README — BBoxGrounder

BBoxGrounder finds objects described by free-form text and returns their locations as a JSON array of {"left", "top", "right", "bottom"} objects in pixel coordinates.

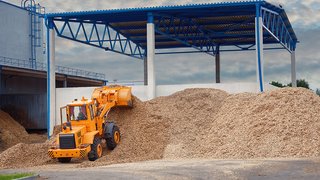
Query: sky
[{"left": 6, "top": 0, "right": 320, "bottom": 89}]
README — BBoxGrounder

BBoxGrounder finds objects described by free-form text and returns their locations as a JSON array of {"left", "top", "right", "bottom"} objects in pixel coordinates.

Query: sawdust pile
[
  {"left": 0, "top": 142, "right": 52, "bottom": 169},
  {"left": 206, "top": 88, "right": 320, "bottom": 158},
  {"left": 0, "top": 110, "right": 47, "bottom": 151},
  {"left": 81, "top": 87, "right": 320, "bottom": 167},
  {"left": 0, "top": 110, "right": 30, "bottom": 151},
  {"left": 0, "top": 110, "right": 48, "bottom": 168},
  {"left": 1, "top": 87, "right": 320, "bottom": 169}
]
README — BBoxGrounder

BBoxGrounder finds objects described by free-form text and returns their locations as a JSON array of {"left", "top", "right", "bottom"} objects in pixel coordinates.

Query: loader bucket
[
  {"left": 92, "top": 85, "right": 132, "bottom": 107},
  {"left": 117, "top": 86, "right": 132, "bottom": 107}
]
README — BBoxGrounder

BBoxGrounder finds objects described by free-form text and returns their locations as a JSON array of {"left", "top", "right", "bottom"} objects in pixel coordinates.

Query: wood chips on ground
[{"left": 1, "top": 87, "right": 320, "bottom": 169}]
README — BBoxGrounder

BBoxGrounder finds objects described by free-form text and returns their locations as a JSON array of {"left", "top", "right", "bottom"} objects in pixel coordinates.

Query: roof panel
[{"left": 46, "top": 0, "right": 297, "bottom": 51}]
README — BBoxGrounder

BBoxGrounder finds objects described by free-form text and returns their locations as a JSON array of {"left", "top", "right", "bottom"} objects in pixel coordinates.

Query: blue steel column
[
  {"left": 255, "top": 4, "right": 264, "bottom": 92},
  {"left": 46, "top": 17, "right": 50, "bottom": 138},
  {"left": 46, "top": 17, "right": 55, "bottom": 138}
]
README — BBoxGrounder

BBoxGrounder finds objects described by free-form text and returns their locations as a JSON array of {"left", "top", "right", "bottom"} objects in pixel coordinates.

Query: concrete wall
[
  {"left": 53, "top": 83, "right": 276, "bottom": 134},
  {"left": 0, "top": 1, "right": 44, "bottom": 62},
  {"left": 0, "top": 74, "right": 47, "bottom": 129}
]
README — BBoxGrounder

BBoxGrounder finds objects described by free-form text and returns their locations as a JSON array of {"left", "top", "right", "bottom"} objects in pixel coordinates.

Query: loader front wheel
[
  {"left": 88, "top": 137, "right": 102, "bottom": 161},
  {"left": 106, "top": 125, "right": 120, "bottom": 150},
  {"left": 58, "top": 157, "right": 71, "bottom": 163}
]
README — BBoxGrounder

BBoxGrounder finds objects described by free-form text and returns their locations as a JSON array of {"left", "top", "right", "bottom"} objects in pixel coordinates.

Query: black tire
[
  {"left": 106, "top": 125, "right": 120, "bottom": 150},
  {"left": 88, "top": 137, "right": 102, "bottom": 161},
  {"left": 58, "top": 157, "right": 71, "bottom": 163}
]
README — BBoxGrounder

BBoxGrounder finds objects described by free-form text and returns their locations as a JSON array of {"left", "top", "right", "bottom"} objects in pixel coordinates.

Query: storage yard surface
[
  {"left": 1, "top": 158, "right": 320, "bottom": 179},
  {"left": 0, "top": 87, "right": 320, "bottom": 175}
]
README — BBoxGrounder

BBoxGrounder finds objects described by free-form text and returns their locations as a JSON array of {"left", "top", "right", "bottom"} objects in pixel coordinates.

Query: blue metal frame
[
  {"left": 256, "top": 4, "right": 264, "bottom": 92},
  {"left": 50, "top": 19, "right": 145, "bottom": 59},
  {"left": 261, "top": 6, "right": 296, "bottom": 52},
  {"left": 45, "top": 16, "right": 52, "bottom": 138},
  {"left": 45, "top": 1, "right": 298, "bottom": 55}
]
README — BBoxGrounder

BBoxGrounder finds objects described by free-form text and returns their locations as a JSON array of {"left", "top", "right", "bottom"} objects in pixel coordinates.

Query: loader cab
[
  {"left": 60, "top": 98, "right": 97, "bottom": 132},
  {"left": 60, "top": 97, "right": 95, "bottom": 123}
]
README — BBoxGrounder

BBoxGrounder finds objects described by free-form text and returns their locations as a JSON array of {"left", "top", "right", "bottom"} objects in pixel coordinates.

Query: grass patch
[{"left": 0, "top": 172, "right": 35, "bottom": 180}]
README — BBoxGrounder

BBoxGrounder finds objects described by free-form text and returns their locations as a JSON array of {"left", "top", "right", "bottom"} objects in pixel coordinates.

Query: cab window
[{"left": 69, "top": 105, "right": 87, "bottom": 120}]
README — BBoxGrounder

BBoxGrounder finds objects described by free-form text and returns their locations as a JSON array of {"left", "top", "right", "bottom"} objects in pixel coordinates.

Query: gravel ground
[{"left": 1, "top": 158, "right": 320, "bottom": 180}]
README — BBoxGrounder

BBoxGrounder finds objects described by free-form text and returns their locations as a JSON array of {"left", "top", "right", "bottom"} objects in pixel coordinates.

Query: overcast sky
[{"left": 7, "top": 0, "right": 320, "bottom": 89}]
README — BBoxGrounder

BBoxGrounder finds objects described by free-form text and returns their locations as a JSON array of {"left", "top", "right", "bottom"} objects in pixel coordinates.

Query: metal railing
[
  {"left": 108, "top": 80, "right": 144, "bottom": 86},
  {"left": 0, "top": 56, "right": 106, "bottom": 80}
]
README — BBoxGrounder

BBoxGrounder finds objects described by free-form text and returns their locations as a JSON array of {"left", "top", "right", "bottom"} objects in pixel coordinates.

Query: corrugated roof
[{"left": 46, "top": 0, "right": 297, "bottom": 51}]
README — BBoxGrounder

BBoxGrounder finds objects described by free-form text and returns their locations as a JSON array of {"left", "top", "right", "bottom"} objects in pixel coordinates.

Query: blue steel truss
[
  {"left": 51, "top": 19, "right": 145, "bottom": 59},
  {"left": 46, "top": 1, "right": 298, "bottom": 56},
  {"left": 153, "top": 13, "right": 218, "bottom": 56},
  {"left": 261, "top": 7, "right": 296, "bottom": 52}
]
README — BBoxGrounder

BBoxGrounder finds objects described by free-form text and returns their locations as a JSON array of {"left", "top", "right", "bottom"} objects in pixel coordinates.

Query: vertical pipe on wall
[
  {"left": 147, "top": 13, "right": 156, "bottom": 99},
  {"left": 255, "top": 4, "right": 264, "bottom": 92},
  {"left": 291, "top": 51, "right": 297, "bottom": 87},
  {"left": 215, "top": 46, "right": 221, "bottom": 83}
]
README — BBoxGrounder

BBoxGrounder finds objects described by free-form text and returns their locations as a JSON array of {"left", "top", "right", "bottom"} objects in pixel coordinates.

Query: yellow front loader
[{"left": 48, "top": 85, "right": 132, "bottom": 162}]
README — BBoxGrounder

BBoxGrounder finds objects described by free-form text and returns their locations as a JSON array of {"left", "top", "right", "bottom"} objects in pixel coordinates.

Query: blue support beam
[
  {"left": 52, "top": 20, "right": 145, "bottom": 59},
  {"left": 155, "top": 47, "right": 287, "bottom": 55},
  {"left": 256, "top": 4, "right": 264, "bottom": 92},
  {"left": 45, "top": 16, "right": 52, "bottom": 138},
  {"left": 261, "top": 6, "right": 297, "bottom": 52}
]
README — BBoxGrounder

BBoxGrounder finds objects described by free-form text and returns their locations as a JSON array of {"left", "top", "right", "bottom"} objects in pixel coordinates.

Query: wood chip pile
[
  {"left": 1, "top": 87, "right": 320, "bottom": 169},
  {"left": 0, "top": 111, "right": 30, "bottom": 151}
]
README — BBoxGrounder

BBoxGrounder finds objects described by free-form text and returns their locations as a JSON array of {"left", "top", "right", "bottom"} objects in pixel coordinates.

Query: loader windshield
[{"left": 69, "top": 105, "right": 87, "bottom": 120}]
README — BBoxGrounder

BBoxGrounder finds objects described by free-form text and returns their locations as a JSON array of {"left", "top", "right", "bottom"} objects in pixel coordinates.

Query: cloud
[{"left": 4, "top": 0, "right": 320, "bottom": 89}]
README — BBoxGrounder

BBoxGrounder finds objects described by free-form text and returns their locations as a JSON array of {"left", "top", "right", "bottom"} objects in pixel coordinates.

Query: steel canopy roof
[{"left": 46, "top": 0, "right": 297, "bottom": 57}]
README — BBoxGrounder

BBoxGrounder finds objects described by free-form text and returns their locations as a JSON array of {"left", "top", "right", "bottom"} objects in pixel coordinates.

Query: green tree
[
  {"left": 287, "top": 79, "right": 310, "bottom": 89},
  {"left": 316, "top": 89, "right": 320, "bottom": 96},
  {"left": 270, "top": 81, "right": 285, "bottom": 88}
]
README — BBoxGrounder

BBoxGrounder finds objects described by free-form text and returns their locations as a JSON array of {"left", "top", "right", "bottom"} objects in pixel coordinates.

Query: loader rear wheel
[
  {"left": 106, "top": 125, "right": 120, "bottom": 150},
  {"left": 88, "top": 137, "right": 103, "bottom": 161},
  {"left": 58, "top": 157, "right": 71, "bottom": 163}
]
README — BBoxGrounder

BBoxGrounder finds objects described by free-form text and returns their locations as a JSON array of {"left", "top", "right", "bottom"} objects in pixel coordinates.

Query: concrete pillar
[
  {"left": 215, "top": 46, "right": 221, "bottom": 83},
  {"left": 291, "top": 51, "right": 297, "bottom": 87},
  {"left": 63, "top": 76, "right": 67, "bottom": 87},
  {"left": 144, "top": 55, "right": 148, "bottom": 85},
  {"left": 255, "top": 5, "right": 264, "bottom": 92},
  {"left": 46, "top": 19, "right": 56, "bottom": 137},
  {"left": 147, "top": 13, "right": 156, "bottom": 99}
]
